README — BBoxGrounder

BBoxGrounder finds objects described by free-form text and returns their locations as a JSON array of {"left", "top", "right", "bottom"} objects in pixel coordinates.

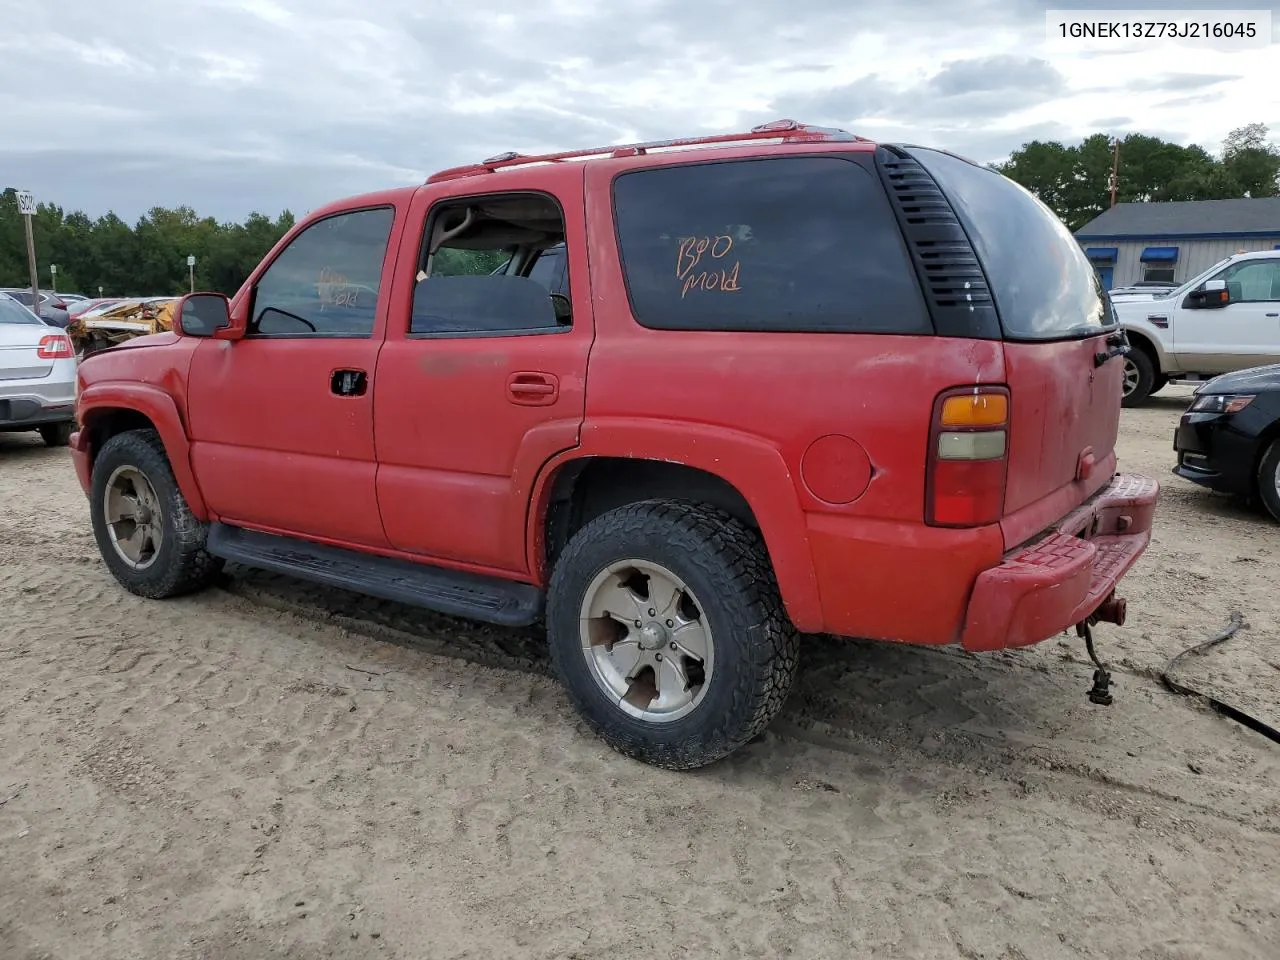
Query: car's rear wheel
[
  {"left": 1258, "top": 441, "right": 1280, "bottom": 523},
  {"left": 38, "top": 422, "right": 73, "bottom": 447},
  {"left": 89, "top": 428, "right": 223, "bottom": 598},
  {"left": 1121, "top": 350, "right": 1156, "bottom": 408},
  {"left": 546, "top": 499, "right": 800, "bottom": 769}
]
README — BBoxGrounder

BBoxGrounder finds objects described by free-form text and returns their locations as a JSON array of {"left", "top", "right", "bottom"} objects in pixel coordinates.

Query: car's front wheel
[
  {"left": 1121, "top": 350, "right": 1157, "bottom": 408},
  {"left": 89, "top": 428, "right": 223, "bottom": 598},
  {"left": 1259, "top": 441, "right": 1280, "bottom": 523},
  {"left": 546, "top": 499, "right": 800, "bottom": 769}
]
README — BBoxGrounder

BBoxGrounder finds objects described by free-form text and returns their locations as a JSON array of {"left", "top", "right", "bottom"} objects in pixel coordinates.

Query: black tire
[
  {"left": 1121, "top": 350, "right": 1156, "bottom": 408},
  {"left": 38, "top": 422, "right": 73, "bottom": 447},
  {"left": 546, "top": 499, "right": 800, "bottom": 769},
  {"left": 1151, "top": 375, "right": 1169, "bottom": 395},
  {"left": 89, "top": 428, "right": 223, "bottom": 599},
  {"left": 1258, "top": 441, "right": 1280, "bottom": 524}
]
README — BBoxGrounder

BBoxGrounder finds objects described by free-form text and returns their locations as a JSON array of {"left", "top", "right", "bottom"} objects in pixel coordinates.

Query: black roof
[{"left": 1075, "top": 197, "right": 1280, "bottom": 239}]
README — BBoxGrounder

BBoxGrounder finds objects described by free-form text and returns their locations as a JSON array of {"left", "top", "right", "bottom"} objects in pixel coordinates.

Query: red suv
[{"left": 70, "top": 121, "right": 1158, "bottom": 768}]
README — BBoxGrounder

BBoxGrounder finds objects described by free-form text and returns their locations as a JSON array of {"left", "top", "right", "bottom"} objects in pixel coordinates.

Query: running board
[{"left": 206, "top": 524, "right": 544, "bottom": 627}]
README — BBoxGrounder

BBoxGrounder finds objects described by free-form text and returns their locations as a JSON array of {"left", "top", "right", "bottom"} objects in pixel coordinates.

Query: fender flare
[
  {"left": 526, "top": 418, "right": 824, "bottom": 632},
  {"left": 1122, "top": 324, "right": 1171, "bottom": 373},
  {"left": 78, "top": 381, "right": 209, "bottom": 520}
]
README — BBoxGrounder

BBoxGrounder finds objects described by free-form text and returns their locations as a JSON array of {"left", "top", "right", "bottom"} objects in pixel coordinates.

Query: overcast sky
[{"left": 1, "top": 0, "right": 1278, "bottom": 221}]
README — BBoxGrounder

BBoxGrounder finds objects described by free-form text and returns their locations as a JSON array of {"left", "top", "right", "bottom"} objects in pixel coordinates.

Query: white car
[
  {"left": 1112, "top": 250, "right": 1280, "bottom": 407},
  {"left": 0, "top": 293, "right": 78, "bottom": 446}
]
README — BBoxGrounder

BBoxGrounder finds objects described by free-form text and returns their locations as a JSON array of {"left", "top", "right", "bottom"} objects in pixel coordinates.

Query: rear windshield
[
  {"left": 907, "top": 147, "right": 1114, "bottom": 341},
  {"left": 612, "top": 156, "right": 931, "bottom": 335},
  {"left": 0, "top": 298, "right": 42, "bottom": 324}
]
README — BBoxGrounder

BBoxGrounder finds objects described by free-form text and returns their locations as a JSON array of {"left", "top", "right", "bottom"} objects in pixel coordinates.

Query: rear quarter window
[
  {"left": 0, "top": 298, "right": 42, "bottom": 324},
  {"left": 611, "top": 156, "right": 931, "bottom": 334},
  {"left": 906, "top": 147, "right": 1113, "bottom": 341}
]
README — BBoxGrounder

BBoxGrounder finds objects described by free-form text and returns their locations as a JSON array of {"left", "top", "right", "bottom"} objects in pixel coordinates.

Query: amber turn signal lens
[{"left": 940, "top": 393, "right": 1008, "bottom": 428}]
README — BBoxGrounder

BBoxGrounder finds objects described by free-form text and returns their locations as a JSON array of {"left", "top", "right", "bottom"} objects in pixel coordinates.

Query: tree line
[
  {"left": 3, "top": 124, "right": 1278, "bottom": 296},
  {"left": 0, "top": 188, "right": 295, "bottom": 297},
  {"left": 994, "top": 123, "right": 1280, "bottom": 231}
]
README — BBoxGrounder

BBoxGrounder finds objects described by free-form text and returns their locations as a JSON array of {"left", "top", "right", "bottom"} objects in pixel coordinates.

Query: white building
[{"left": 1075, "top": 197, "right": 1280, "bottom": 290}]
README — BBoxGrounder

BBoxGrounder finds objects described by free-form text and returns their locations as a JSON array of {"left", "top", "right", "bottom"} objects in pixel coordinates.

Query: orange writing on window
[
  {"left": 675, "top": 235, "right": 741, "bottom": 299},
  {"left": 317, "top": 267, "right": 360, "bottom": 309}
]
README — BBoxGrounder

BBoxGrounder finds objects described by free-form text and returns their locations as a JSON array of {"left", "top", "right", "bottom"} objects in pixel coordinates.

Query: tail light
[
  {"left": 37, "top": 334, "right": 74, "bottom": 359},
  {"left": 926, "top": 386, "right": 1010, "bottom": 527}
]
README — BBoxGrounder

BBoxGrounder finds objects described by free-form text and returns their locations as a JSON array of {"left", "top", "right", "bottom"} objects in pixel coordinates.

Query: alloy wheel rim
[
  {"left": 1122, "top": 357, "right": 1140, "bottom": 397},
  {"left": 578, "top": 559, "right": 714, "bottom": 724},
  {"left": 104, "top": 465, "right": 163, "bottom": 570}
]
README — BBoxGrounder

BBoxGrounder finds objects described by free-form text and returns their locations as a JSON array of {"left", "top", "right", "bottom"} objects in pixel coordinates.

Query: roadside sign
[
  {"left": 187, "top": 255, "right": 196, "bottom": 267},
  {"left": 16, "top": 190, "right": 36, "bottom": 216}
]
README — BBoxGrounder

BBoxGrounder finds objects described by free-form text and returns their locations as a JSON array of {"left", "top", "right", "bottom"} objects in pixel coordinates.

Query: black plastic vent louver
[{"left": 875, "top": 146, "right": 1002, "bottom": 340}]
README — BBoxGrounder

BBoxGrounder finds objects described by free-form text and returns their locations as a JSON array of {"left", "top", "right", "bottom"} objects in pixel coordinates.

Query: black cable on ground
[{"left": 1160, "top": 612, "right": 1280, "bottom": 745}]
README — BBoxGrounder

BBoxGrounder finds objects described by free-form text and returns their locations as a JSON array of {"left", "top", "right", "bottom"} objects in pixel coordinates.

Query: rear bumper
[
  {"left": 0, "top": 394, "right": 76, "bottom": 430},
  {"left": 960, "top": 473, "right": 1159, "bottom": 652}
]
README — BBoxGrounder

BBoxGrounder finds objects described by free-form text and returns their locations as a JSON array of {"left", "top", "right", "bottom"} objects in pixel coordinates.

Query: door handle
[
  {"left": 331, "top": 369, "right": 368, "bottom": 397},
  {"left": 507, "top": 371, "right": 558, "bottom": 406},
  {"left": 1267, "top": 312, "right": 1279, "bottom": 317}
]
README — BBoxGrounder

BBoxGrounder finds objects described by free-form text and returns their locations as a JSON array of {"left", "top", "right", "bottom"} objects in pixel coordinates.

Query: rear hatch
[
  {"left": 905, "top": 147, "right": 1123, "bottom": 547},
  {"left": 0, "top": 302, "right": 54, "bottom": 381}
]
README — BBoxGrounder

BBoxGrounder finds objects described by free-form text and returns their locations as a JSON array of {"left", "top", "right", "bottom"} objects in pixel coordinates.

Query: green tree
[
  {"left": 1221, "top": 123, "right": 1280, "bottom": 198},
  {"left": 995, "top": 124, "right": 1280, "bottom": 230},
  {"left": 0, "top": 193, "right": 294, "bottom": 297}
]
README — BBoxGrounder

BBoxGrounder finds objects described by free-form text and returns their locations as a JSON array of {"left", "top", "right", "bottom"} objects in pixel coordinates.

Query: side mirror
[
  {"left": 175, "top": 293, "right": 233, "bottom": 338},
  {"left": 1184, "top": 280, "right": 1229, "bottom": 310}
]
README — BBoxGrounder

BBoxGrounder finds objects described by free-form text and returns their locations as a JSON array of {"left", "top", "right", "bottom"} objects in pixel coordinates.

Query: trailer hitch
[{"left": 1077, "top": 621, "right": 1113, "bottom": 705}]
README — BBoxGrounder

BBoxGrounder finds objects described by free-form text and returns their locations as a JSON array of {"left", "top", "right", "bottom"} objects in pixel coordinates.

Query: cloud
[
  {"left": 1126, "top": 73, "right": 1241, "bottom": 93},
  {"left": 1155, "top": 93, "right": 1227, "bottom": 109},
  {"left": 773, "top": 56, "right": 1067, "bottom": 130},
  {"left": 0, "top": 0, "right": 1277, "bottom": 220},
  {"left": 1091, "top": 116, "right": 1134, "bottom": 129}
]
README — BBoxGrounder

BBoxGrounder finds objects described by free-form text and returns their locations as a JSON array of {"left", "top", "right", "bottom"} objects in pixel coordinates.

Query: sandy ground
[{"left": 2, "top": 384, "right": 1278, "bottom": 960}]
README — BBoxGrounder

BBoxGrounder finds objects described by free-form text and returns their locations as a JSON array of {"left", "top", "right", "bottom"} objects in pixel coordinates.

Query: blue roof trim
[
  {"left": 1140, "top": 246, "right": 1179, "bottom": 262},
  {"left": 1084, "top": 246, "right": 1118, "bottom": 261},
  {"left": 1076, "top": 231, "right": 1280, "bottom": 241}
]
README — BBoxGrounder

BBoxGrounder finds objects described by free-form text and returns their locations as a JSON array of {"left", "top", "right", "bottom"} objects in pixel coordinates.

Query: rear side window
[
  {"left": 907, "top": 148, "right": 1113, "bottom": 341},
  {"left": 612, "top": 156, "right": 930, "bottom": 334}
]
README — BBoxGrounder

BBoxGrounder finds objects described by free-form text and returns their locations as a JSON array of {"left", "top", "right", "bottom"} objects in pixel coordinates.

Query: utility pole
[
  {"left": 1109, "top": 137, "right": 1120, "bottom": 208},
  {"left": 16, "top": 190, "right": 40, "bottom": 315}
]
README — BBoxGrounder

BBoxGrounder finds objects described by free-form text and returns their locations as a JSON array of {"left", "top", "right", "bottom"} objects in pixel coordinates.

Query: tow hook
[
  {"left": 1077, "top": 618, "right": 1114, "bottom": 706},
  {"left": 1093, "top": 595, "right": 1127, "bottom": 627}
]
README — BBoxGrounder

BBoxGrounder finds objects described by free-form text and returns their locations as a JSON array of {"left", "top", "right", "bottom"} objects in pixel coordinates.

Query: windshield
[
  {"left": 0, "top": 297, "right": 43, "bottom": 324},
  {"left": 907, "top": 147, "right": 1116, "bottom": 341}
]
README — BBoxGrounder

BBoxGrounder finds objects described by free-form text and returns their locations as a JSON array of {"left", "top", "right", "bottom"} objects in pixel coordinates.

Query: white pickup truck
[{"left": 1113, "top": 250, "right": 1280, "bottom": 406}]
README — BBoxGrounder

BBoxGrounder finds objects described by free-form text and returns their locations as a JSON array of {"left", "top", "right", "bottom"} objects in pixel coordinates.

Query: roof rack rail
[{"left": 426, "top": 119, "right": 867, "bottom": 183}]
